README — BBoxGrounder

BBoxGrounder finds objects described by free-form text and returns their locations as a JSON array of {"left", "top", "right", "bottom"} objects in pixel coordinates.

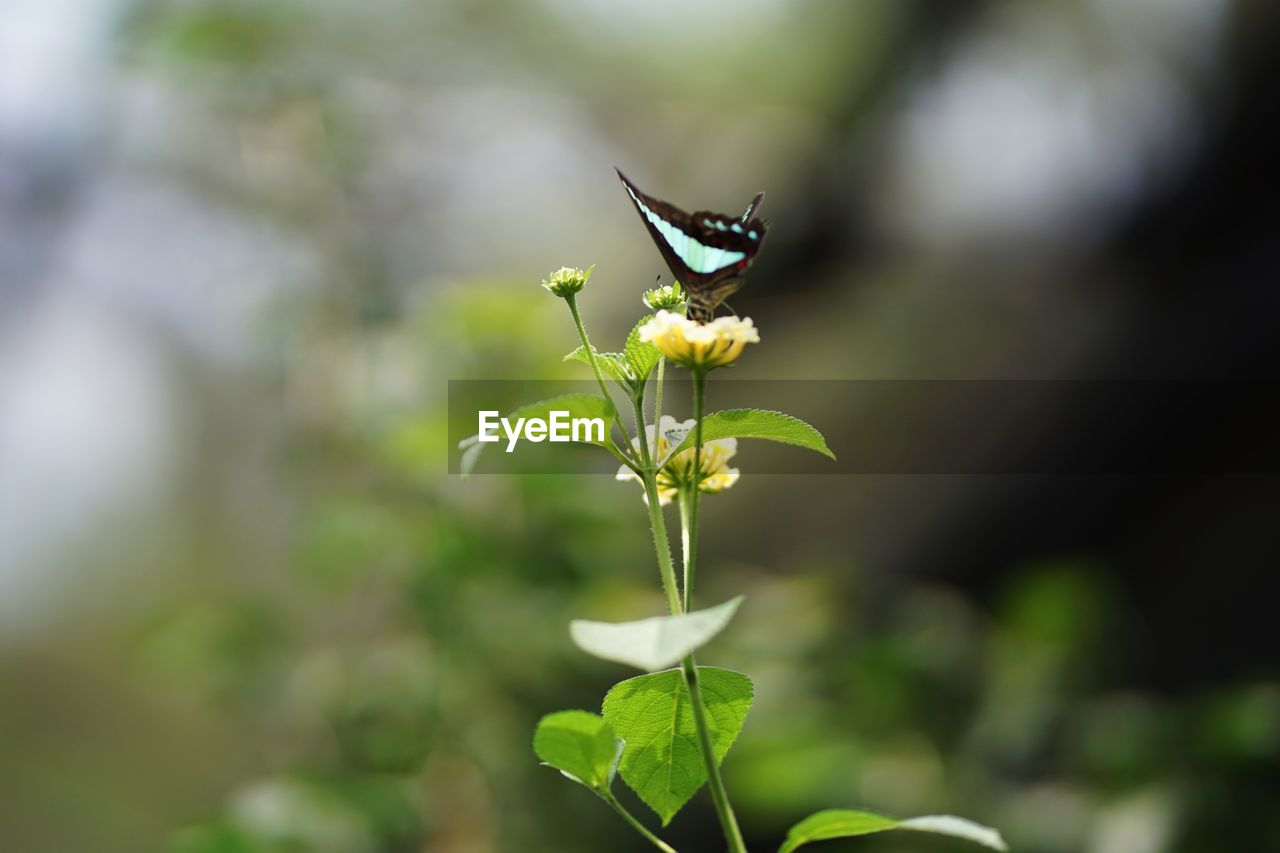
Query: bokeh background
[{"left": 2, "top": 1, "right": 1279, "bottom": 851}]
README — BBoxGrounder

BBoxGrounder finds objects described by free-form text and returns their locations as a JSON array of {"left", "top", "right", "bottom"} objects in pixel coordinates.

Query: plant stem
[
  {"left": 566, "top": 294, "right": 636, "bottom": 464},
  {"left": 603, "top": 791, "right": 679, "bottom": 853},
  {"left": 638, "top": 353, "right": 744, "bottom": 850},
  {"left": 652, "top": 356, "right": 666, "bottom": 433},
  {"left": 682, "top": 371, "right": 705, "bottom": 610},
  {"left": 563, "top": 298, "right": 681, "bottom": 853},
  {"left": 643, "top": 469, "right": 684, "bottom": 616},
  {"left": 631, "top": 396, "right": 655, "bottom": 472},
  {"left": 678, "top": 368, "right": 747, "bottom": 853},
  {"left": 678, "top": 488, "right": 694, "bottom": 608},
  {"left": 630, "top": 388, "right": 685, "bottom": 614},
  {"left": 680, "top": 657, "right": 748, "bottom": 853}
]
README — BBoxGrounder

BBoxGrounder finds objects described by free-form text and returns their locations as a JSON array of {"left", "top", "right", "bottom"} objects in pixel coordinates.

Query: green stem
[
  {"left": 678, "top": 487, "right": 694, "bottom": 609},
  {"left": 563, "top": 299, "right": 679, "bottom": 853},
  {"left": 603, "top": 790, "right": 679, "bottom": 853},
  {"left": 632, "top": 359, "right": 681, "bottom": 612},
  {"left": 566, "top": 294, "right": 637, "bottom": 468},
  {"left": 635, "top": 393, "right": 683, "bottom": 614},
  {"left": 652, "top": 355, "right": 666, "bottom": 435},
  {"left": 636, "top": 350, "right": 743, "bottom": 849},
  {"left": 680, "top": 657, "right": 748, "bottom": 853},
  {"left": 631, "top": 396, "right": 655, "bottom": 472},
  {"left": 678, "top": 368, "right": 746, "bottom": 853},
  {"left": 642, "top": 469, "right": 683, "bottom": 616},
  {"left": 682, "top": 371, "right": 705, "bottom": 611}
]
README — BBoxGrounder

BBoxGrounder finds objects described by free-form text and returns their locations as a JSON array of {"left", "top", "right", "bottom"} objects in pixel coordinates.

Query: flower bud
[
  {"left": 541, "top": 265, "right": 594, "bottom": 298},
  {"left": 642, "top": 281, "right": 685, "bottom": 311}
]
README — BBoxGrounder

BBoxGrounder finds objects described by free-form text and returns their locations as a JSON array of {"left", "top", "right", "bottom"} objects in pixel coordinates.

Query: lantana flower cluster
[
  {"left": 616, "top": 416, "right": 739, "bottom": 505},
  {"left": 638, "top": 310, "right": 759, "bottom": 371},
  {"left": 537, "top": 267, "right": 760, "bottom": 505}
]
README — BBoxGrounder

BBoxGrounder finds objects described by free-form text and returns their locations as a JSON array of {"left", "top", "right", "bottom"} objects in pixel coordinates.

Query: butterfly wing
[
  {"left": 616, "top": 169, "right": 767, "bottom": 300},
  {"left": 741, "top": 192, "right": 765, "bottom": 223},
  {"left": 682, "top": 205, "right": 768, "bottom": 319}
]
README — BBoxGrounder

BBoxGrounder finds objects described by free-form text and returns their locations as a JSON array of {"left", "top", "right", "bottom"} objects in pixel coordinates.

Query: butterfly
[{"left": 616, "top": 168, "right": 767, "bottom": 322}]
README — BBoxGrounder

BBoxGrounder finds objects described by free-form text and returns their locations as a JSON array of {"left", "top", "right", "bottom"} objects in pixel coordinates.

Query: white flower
[
  {"left": 616, "top": 415, "right": 740, "bottom": 505},
  {"left": 637, "top": 310, "right": 759, "bottom": 370}
]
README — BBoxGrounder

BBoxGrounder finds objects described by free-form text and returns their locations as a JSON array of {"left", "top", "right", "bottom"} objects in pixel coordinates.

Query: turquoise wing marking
[{"left": 627, "top": 185, "right": 745, "bottom": 274}]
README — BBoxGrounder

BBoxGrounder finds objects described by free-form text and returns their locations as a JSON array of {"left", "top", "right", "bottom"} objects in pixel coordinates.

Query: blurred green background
[{"left": 2, "top": 1, "right": 1279, "bottom": 851}]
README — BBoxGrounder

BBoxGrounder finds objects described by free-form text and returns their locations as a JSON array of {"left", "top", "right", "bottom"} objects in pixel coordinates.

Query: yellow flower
[
  {"left": 616, "top": 416, "right": 740, "bottom": 505},
  {"left": 541, "top": 265, "right": 593, "bottom": 298},
  {"left": 637, "top": 310, "right": 759, "bottom": 370}
]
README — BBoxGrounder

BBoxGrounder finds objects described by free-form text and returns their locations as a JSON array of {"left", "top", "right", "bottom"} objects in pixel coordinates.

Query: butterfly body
[{"left": 616, "top": 169, "right": 766, "bottom": 321}]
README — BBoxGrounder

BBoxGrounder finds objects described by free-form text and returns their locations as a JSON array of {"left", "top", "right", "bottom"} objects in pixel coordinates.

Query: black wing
[{"left": 615, "top": 168, "right": 767, "bottom": 289}]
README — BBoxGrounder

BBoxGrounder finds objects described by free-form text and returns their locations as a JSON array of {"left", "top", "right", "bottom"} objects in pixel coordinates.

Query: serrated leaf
[
  {"left": 670, "top": 408, "right": 835, "bottom": 460},
  {"left": 603, "top": 667, "right": 753, "bottom": 825},
  {"left": 533, "top": 711, "right": 619, "bottom": 791},
  {"left": 457, "top": 393, "right": 617, "bottom": 477},
  {"left": 624, "top": 314, "right": 660, "bottom": 385},
  {"left": 778, "top": 809, "right": 1008, "bottom": 853},
  {"left": 565, "top": 346, "right": 634, "bottom": 384},
  {"left": 571, "top": 597, "right": 743, "bottom": 671}
]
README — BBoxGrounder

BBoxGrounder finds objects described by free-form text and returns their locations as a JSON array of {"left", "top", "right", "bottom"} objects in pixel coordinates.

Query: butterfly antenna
[{"left": 742, "top": 192, "right": 765, "bottom": 223}]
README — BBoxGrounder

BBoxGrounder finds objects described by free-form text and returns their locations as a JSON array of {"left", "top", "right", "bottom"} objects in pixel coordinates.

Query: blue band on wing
[{"left": 626, "top": 186, "right": 747, "bottom": 274}]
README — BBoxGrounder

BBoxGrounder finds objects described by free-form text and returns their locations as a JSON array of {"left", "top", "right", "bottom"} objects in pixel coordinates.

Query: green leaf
[
  {"left": 603, "top": 667, "right": 753, "bottom": 825},
  {"left": 571, "top": 597, "right": 744, "bottom": 672},
  {"left": 670, "top": 408, "right": 835, "bottom": 460},
  {"left": 563, "top": 316, "right": 659, "bottom": 397},
  {"left": 779, "top": 809, "right": 1008, "bottom": 853},
  {"left": 624, "top": 314, "right": 661, "bottom": 385},
  {"left": 533, "top": 711, "right": 621, "bottom": 791},
  {"left": 564, "top": 346, "right": 634, "bottom": 385},
  {"left": 457, "top": 393, "right": 617, "bottom": 477}
]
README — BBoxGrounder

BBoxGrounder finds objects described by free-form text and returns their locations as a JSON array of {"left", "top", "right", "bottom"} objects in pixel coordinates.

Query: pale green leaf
[
  {"left": 670, "top": 408, "right": 835, "bottom": 460},
  {"left": 603, "top": 667, "right": 753, "bottom": 825},
  {"left": 779, "top": 809, "right": 1008, "bottom": 853},
  {"left": 457, "top": 434, "right": 484, "bottom": 479},
  {"left": 571, "top": 597, "right": 743, "bottom": 671},
  {"left": 899, "top": 816, "right": 1009, "bottom": 850},
  {"left": 533, "top": 710, "right": 619, "bottom": 791},
  {"left": 457, "top": 393, "right": 617, "bottom": 477},
  {"left": 624, "top": 314, "right": 660, "bottom": 385}
]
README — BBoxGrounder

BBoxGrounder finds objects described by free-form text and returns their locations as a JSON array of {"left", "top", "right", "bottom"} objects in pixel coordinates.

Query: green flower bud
[
  {"left": 541, "top": 265, "right": 594, "bottom": 298},
  {"left": 642, "top": 281, "right": 685, "bottom": 311}
]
